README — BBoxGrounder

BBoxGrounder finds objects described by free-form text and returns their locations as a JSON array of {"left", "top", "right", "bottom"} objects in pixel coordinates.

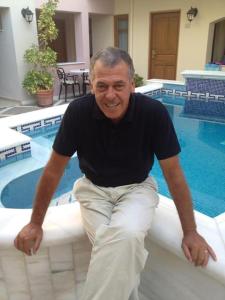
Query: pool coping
[
  {"left": 0, "top": 196, "right": 224, "bottom": 285},
  {"left": 181, "top": 70, "right": 225, "bottom": 80},
  {"left": 0, "top": 104, "right": 68, "bottom": 165}
]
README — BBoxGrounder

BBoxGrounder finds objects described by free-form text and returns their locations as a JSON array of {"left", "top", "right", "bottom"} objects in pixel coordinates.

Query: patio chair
[
  {"left": 57, "top": 68, "right": 81, "bottom": 102},
  {"left": 83, "top": 73, "right": 91, "bottom": 95}
]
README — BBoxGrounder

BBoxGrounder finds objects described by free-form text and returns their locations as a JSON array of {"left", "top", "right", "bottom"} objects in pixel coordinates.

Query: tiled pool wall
[
  {"left": 184, "top": 78, "right": 225, "bottom": 119},
  {"left": 1, "top": 77, "right": 225, "bottom": 167},
  {"left": 0, "top": 115, "right": 63, "bottom": 167},
  {"left": 0, "top": 143, "right": 31, "bottom": 167},
  {"left": 148, "top": 80, "right": 225, "bottom": 119}
]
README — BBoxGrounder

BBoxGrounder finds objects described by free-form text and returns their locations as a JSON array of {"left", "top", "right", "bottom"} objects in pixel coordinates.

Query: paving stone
[{"left": 2, "top": 106, "right": 41, "bottom": 115}]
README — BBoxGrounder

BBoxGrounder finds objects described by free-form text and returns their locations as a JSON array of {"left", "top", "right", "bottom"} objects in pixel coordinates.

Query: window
[
  {"left": 211, "top": 20, "right": 225, "bottom": 64},
  {"left": 114, "top": 15, "right": 128, "bottom": 52}
]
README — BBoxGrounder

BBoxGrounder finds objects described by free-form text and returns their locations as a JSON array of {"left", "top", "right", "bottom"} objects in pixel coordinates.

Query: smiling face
[{"left": 91, "top": 60, "right": 135, "bottom": 123}]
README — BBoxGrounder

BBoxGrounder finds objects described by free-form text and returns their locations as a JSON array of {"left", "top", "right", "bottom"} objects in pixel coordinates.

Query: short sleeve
[
  {"left": 152, "top": 102, "right": 181, "bottom": 160},
  {"left": 53, "top": 103, "right": 78, "bottom": 157}
]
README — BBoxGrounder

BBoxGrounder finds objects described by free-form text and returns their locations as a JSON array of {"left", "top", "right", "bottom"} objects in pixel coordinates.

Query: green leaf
[{"left": 22, "top": 1, "right": 59, "bottom": 95}]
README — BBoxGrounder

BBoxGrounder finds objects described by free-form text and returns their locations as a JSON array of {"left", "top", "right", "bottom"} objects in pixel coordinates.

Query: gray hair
[{"left": 90, "top": 47, "right": 135, "bottom": 80}]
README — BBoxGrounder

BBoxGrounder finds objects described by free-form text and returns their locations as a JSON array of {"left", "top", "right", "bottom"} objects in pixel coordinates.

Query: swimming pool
[
  {"left": 1, "top": 95, "right": 225, "bottom": 217},
  {"left": 1, "top": 125, "right": 82, "bottom": 208},
  {"left": 151, "top": 95, "right": 225, "bottom": 217}
]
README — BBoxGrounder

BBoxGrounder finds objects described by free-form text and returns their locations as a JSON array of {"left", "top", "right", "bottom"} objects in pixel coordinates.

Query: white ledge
[
  {"left": 0, "top": 104, "right": 68, "bottom": 129},
  {"left": 146, "top": 79, "right": 185, "bottom": 86},
  {"left": 0, "top": 127, "right": 31, "bottom": 151},
  {"left": 181, "top": 70, "right": 225, "bottom": 80},
  {"left": 135, "top": 83, "right": 162, "bottom": 93},
  {"left": 0, "top": 195, "right": 225, "bottom": 285},
  {"left": 151, "top": 195, "right": 225, "bottom": 285},
  {"left": 57, "top": 62, "right": 85, "bottom": 65},
  {"left": 0, "top": 105, "right": 69, "bottom": 154}
]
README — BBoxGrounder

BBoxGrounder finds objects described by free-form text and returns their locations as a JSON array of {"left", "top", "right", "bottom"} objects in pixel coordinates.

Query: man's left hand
[{"left": 181, "top": 231, "right": 217, "bottom": 267}]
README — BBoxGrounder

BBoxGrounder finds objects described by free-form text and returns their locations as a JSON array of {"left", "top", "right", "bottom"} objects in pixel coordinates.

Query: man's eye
[
  {"left": 97, "top": 84, "right": 107, "bottom": 91},
  {"left": 114, "top": 84, "right": 125, "bottom": 90}
]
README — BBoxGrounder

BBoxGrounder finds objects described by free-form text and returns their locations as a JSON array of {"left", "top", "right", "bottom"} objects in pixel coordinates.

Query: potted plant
[
  {"left": 22, "top": 0, "right": 59, "bottom": 107},
  {"left": 134, "top": 73, "right": 144, "bottom": 87}
]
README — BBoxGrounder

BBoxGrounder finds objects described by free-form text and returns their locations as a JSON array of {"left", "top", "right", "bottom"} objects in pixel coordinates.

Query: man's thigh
[
  {"left": 73, "top": 176, "right": 159, "bottom": 241},
  {"left": 110, "top": 176, "right": 159, "bottom": 233},
  {"left": 73, "top": 177, "right": 114, "bottom": 243}
]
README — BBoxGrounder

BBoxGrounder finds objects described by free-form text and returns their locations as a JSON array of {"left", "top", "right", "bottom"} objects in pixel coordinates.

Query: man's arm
[
  {"left": 14, "top": 150, "right": 70, "bottom": 256},
  {"left": 159, "top": 155, "right": 217, "bottom": 267}
]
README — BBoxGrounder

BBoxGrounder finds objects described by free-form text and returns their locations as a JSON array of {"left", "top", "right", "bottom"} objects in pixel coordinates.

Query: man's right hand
[{"left": 14, "top": 223, "right": 43, "bottom": 256}]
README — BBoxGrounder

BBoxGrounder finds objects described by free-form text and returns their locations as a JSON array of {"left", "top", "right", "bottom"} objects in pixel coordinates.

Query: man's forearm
[
  {"left": 167, "top": 172, "right": 197, "bottom": 234},
  {"left": 14, "top": 151, "right": 70, "bottom": 256},
  {"left": 31, "top": 166, "right": 63, "bottom": 226},
  {"left": 30, "top": 150, "right": 70, "bottom": 226},
  {"left": 160, "top": 156, "right": 197, "bottom": 234},
  {"left": 160, "top": 157, "right": 217, "bottom": 266}
]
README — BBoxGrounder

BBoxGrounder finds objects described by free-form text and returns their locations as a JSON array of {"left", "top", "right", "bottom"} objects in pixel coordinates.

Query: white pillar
[{"left": 74, "top": 11, "right": 90, "bottom": 67}]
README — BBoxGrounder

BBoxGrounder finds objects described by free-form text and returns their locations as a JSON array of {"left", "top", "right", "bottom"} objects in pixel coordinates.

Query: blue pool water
[
  {"left": 1, "top": 95, "right": 225, "bottom": 217},
  {"left": 151, "top": 95, "right": 225, "bottom": 217}
]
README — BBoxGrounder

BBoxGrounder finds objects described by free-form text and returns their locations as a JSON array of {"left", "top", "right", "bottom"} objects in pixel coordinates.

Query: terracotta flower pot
[{"left": 36, "top": 89, "right": 53, "bottom": 107}]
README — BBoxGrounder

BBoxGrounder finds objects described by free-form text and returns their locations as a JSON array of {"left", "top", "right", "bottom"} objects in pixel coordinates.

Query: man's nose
[{"left": 105, "top": 86, "right": 116, "bottom": 99}]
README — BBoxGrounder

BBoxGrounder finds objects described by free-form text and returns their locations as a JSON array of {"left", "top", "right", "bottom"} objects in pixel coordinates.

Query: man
[{"left": 15, "top": 47, "right": 216, "bottom": 300}]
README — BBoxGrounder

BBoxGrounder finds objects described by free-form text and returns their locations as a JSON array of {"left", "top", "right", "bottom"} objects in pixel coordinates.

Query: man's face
[{"left": 91, "top": 60, "right": 135, "bottom": 123}]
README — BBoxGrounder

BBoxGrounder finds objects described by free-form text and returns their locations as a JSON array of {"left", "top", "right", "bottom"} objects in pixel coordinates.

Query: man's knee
[{"left": 95, "top": 224, "right": 145, "bottom": 246}]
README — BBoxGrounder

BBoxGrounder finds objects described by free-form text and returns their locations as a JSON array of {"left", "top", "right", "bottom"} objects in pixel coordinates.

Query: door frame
[{"left": 148, "top": 10, "right": 180, "bottom": 79}]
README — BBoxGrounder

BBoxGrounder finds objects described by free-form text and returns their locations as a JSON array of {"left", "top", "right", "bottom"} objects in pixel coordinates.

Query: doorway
[
  {"left": 51, "top": 18, "right": 67, "bottom": 63},
  {"left": 149, "top": 11, "right": 180, "bottom": 80}
]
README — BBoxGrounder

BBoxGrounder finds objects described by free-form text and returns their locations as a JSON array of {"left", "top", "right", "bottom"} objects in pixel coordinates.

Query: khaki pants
[{"left": 73, "top": 176, "right": 159, "bottom": 300}]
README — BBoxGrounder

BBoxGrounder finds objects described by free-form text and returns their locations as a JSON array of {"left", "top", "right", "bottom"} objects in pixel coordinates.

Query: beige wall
[
  {"left": 36, "top": 0, "right": 115, "bottom": 67},
  {"left": 114, "top": 0, "right": 130, "bottom": 14},
  {"left": 115, "top": 0, "right": 225, "bottom": 81},
  {"left": 37, "top": 0, "right": 114, "bottom": 15},
  {"left": 91, "top": 15, "right": 114, "bottom": 55}
]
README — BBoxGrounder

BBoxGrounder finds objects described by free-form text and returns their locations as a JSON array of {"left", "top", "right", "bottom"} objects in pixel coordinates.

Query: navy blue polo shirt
[{"left": 53, "top": 93, "right": 180, "bottom": 187}]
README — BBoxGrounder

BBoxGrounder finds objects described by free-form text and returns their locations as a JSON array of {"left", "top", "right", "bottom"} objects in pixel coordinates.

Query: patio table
[{"left": 70, "top": 68, "right": 90, "bottom": 95}]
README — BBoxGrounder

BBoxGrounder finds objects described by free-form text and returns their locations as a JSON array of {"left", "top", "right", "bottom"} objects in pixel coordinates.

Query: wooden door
[
  {"left": 50, "top": 19, "right": 67, "bottom": 63},
  {"left": 149, "top": 11, "right": 180, "bottom": 80}
]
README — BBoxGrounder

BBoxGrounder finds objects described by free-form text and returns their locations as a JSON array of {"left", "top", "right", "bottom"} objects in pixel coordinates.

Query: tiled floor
[
  {"left": 0, "top": 106, "right": 41, "bottom": 117},
  {"left": 0, "top": 97, "right": 76, "bottom": 118}
]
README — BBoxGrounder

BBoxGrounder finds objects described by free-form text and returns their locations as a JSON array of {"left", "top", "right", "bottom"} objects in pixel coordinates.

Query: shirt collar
[{"left": 92, "top": 93, "right": 135, "bottom": 123}]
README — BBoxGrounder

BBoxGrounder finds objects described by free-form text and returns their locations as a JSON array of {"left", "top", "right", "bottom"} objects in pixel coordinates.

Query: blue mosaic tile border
[
  {"left": 160, "top": 83, "right": 225, "bottom": 101},
  {"left": 0, "top": 143, "right": 31, "bottom": 167},
  {"left": 1, "top": 115, "right": 63, "bottom": 168},
  {"left": 12, "top": 115, "right": 63, "bottom": 133},
  {"left": 143, "top": 88, "right": 162, "bottom": 96},
  {"left": 161, "top": 88, "right": 188, "bottom": 97},
  {"left": 185, "top": 91, "right": 225, "bottom": 102}
]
